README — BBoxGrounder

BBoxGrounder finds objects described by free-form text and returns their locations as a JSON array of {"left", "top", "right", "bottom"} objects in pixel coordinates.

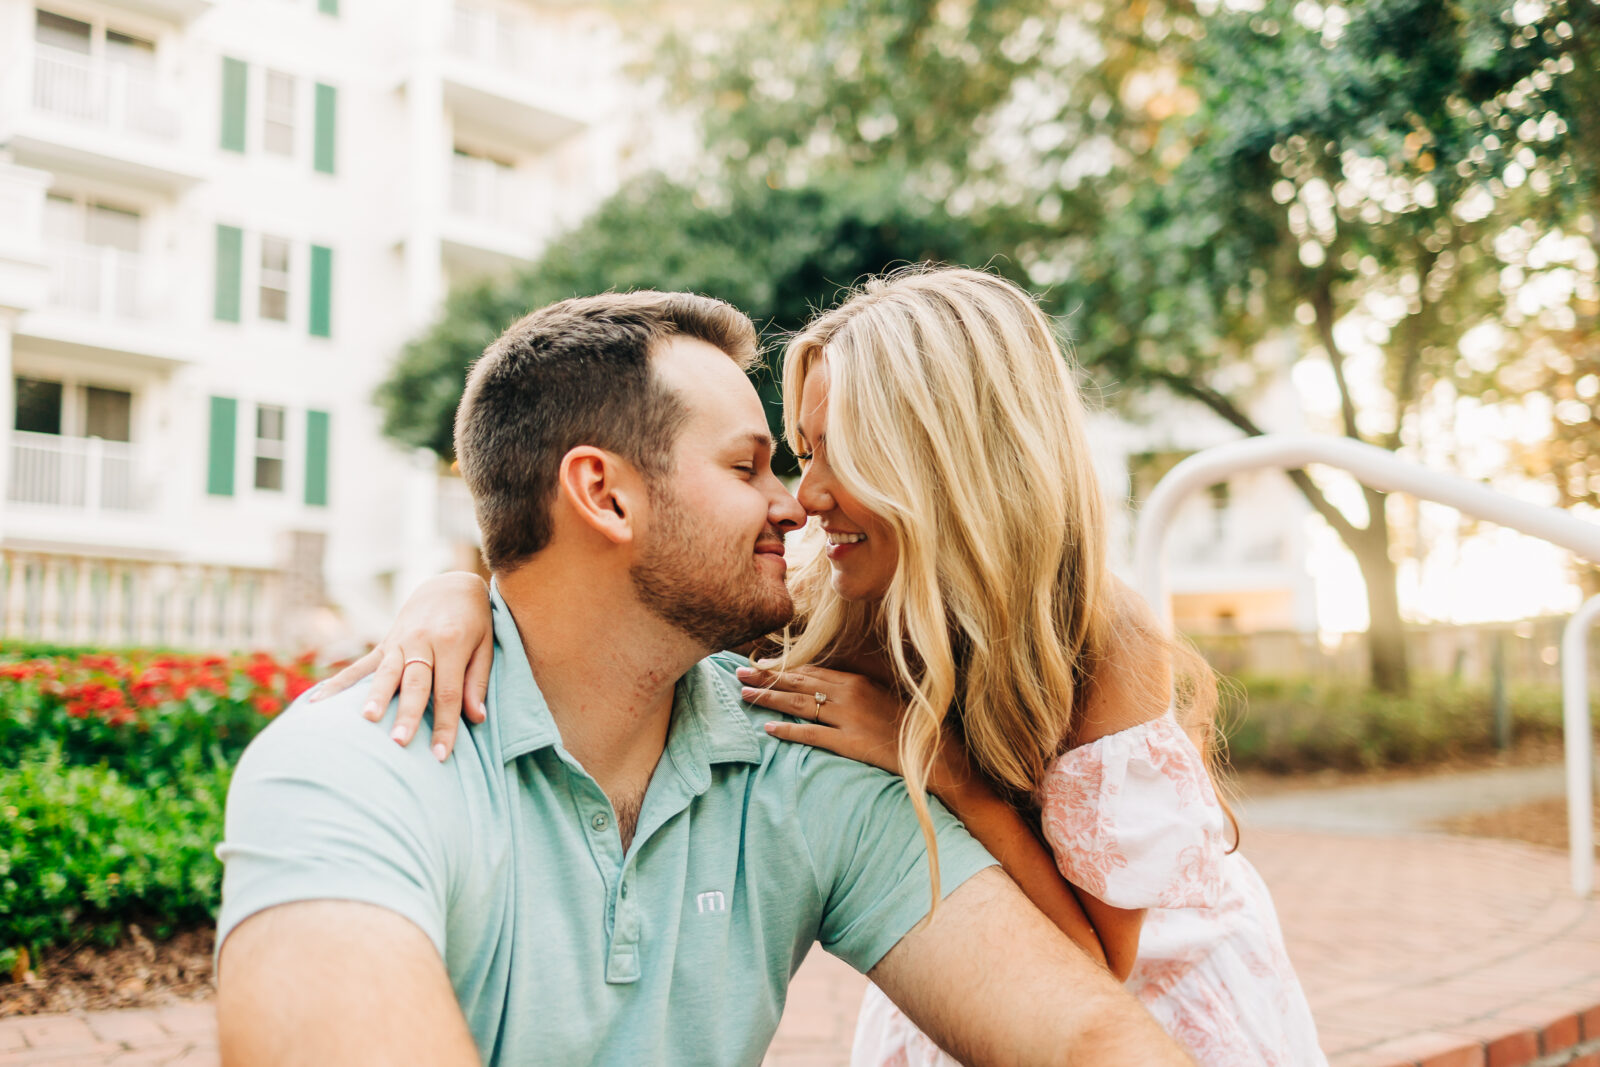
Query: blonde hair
[{"left": 778, "top": 267, "right": 1224, "bottom": 911}]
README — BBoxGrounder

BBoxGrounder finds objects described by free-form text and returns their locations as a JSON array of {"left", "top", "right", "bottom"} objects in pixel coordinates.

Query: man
[{"left": 215, "top": 292, "right": 1189, "bottom": 1065}]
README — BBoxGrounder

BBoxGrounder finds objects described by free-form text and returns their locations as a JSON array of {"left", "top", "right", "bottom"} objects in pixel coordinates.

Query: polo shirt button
[
  {"left": 620, "top": 883, "right": 628, "bottom": 898},
  {"left": 591, "top": 812, "right": 608, "bottom": 832}
]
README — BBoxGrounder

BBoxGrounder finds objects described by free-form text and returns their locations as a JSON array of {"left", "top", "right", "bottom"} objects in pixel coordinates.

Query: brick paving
[{"left": 1, "top": 829, "right": 1596, "bottom": 1066}]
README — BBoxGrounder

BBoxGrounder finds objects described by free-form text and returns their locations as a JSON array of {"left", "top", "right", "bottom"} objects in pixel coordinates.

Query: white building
[
  {"left": 0, "top": 0, "right": 641, "bottom": 650},
  {"left": 0, "top": 0, "right": 1315, "bottom": 652}
]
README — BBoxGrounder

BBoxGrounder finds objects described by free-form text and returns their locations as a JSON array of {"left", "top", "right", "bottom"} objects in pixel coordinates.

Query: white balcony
[
  {"left": 9, "top": 431, "right": 149, "bottom": 513},
  {"left": 2, "top": 45, "right": 207, "bottom": 191},
  {"left": 18, "top": 243, "right": 195, "bottom": 367},
  {"left": 441, "top": 154, "right": 552, "bottom": 269},
  {"left": 440, "top": 3, "right": 606, "bottom": 148},
  {"left": 44, "top": 243, "right": 155, "bottom": 321}
]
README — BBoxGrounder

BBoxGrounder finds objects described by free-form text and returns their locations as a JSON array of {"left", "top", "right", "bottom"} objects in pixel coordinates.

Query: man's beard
[{"left": 630, "top": 483, "right": 794, "bottom": 650}]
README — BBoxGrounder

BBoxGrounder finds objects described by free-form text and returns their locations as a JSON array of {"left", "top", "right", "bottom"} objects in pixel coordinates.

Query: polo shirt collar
[{"left": 488, "top": 581, "right": 762, "bottom": 773}]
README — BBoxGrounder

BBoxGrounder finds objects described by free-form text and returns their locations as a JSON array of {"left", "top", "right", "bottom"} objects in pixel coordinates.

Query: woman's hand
[
  {"left": 310, "top": 572, "right": 494, "bottom": 761},
  {"left": 736, "top": 663, "right": 956, "bottom": 784}
]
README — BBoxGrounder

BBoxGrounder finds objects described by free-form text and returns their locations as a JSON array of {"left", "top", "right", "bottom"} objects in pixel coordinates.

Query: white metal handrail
[
  {"left": 1134, "top": 433, "right": 1600, "bottom": 896},
  {"left": 1563, "top": 596, "right": 1600, "bottom": 896}
]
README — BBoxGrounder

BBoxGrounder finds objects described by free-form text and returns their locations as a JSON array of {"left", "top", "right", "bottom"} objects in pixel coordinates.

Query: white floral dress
[{"left": 850, "top": 715, "right": 1326, "bottom": 1067}]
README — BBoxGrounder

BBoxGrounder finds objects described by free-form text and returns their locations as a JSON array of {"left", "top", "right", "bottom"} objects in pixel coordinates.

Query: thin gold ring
[
  {"left": 813, "top": 691, "right": 827, "bottom": 724},
  {"left": 403, "top": 656, "right": 433, "bottom": 670}
]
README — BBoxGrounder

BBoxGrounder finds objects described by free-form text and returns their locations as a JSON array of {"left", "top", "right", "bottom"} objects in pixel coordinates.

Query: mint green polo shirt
[{"left": 218, "top": 587, "right": 996, "bottom": 1065}]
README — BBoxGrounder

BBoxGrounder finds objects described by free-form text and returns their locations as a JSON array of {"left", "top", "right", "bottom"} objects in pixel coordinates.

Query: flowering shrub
[
  {"left": 0, "top": 646, "right": 324, "bottom": 958},
  {"left": 0, "top": 648, "right": 318, "bottom": 787},
  {"left": 0, "top": 755, "right": 228, "bottom": 951}
]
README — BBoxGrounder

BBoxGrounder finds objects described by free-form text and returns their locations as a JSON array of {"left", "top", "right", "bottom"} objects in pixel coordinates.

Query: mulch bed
[
  {"left": 0, "top": 926, "right": 213, "bottom": 1016},
  {"left": 1435, "top": 795, "right": 1600, "bottom": 852}
]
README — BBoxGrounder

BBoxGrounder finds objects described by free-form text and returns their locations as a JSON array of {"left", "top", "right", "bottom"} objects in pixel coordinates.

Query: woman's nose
[{"left": 795, "top": 464, "right": 833, "bottom": 516}]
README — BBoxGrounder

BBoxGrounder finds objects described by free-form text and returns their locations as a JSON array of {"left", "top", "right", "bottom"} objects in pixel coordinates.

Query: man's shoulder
[
  {"left": 233, "top": 680, "right": 483, "bottom": 809},
  {"left": 700, "top": 651, "right": 907, "bottom": 790}
]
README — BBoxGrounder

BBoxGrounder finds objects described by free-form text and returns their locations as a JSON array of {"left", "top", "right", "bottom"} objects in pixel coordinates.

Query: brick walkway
[{"left": 2, "top": 829, "right": 1597, "bottom": 1066}]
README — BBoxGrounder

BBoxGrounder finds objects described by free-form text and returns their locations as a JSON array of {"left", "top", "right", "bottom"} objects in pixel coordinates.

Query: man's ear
[{"left": 556, "top": 446, "right": 643, "bottom": 546}]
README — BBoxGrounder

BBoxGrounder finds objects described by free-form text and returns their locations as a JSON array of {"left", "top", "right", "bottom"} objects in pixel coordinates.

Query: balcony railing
[
  {"left": 436, "top": 473, "right": 479, "bottom": 543},
  {"left": 9, "top": 431, "right": 146, "bottom": 512},
  {"left": 44, "top": 243, "right": 149, "bottom": 320},
  {"left": 0, "top": 550, "right": 280, "bottom": 650},
  {"left": 446, "top": 3, "right": 600, "bottom": 97},
  {"left": 448, "top": 154, "right": 548, "bottom": 233},
  {"left": 31, "top": 45, "right": 180, "bottom": 142}
]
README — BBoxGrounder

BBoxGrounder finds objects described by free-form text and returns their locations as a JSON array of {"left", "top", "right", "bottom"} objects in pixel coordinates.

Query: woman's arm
[
  {"left": 931, "top": 756, "right": 1116, "bottom": 973},
  {"left": 311, "top": 571, "right": 495, "bottom": 760},
  {"left": 739, "top": 663, "right": 1125, "bottom": 976}
]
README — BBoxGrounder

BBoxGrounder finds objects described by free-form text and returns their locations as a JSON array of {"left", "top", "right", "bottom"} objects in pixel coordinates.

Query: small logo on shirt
[{"left": 695, "top": 890, "right": 727, "bottom": 914}]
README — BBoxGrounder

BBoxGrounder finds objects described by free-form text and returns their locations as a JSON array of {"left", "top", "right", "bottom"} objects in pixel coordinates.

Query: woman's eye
[{"left": 794, "top": 451, "right": 814, "bottom": 465}]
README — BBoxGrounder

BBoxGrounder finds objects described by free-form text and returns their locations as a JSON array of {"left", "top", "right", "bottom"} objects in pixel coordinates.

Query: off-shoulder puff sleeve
[{"left": 1036, "top": 715, "right": 1227, "bottom": 911}]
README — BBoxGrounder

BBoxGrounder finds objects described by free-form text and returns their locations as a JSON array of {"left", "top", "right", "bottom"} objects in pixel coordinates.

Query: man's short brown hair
[{"left": 454, "top": 291, "right": 759, "bottom": 572}]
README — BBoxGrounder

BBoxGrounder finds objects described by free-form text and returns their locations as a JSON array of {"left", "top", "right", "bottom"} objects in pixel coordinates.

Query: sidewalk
[{"left": 3, "top": 768, "right": 1597, "bottom": 1066}]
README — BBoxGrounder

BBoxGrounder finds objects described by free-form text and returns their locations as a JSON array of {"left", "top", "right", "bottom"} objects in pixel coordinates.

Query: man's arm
[
  {"left": 868, "top": 867, "right": 1191, "bottom": 1067},
  {"left": 218, "top": 901, "right": 478, "bottom": 1066}
]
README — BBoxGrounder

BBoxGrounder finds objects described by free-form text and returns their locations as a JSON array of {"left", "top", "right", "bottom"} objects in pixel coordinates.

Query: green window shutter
[
  {"left": 220, "top": 57, "right": 247, "bottom": 152},
  {"left": 318, "top": 0, "right": 338, "bottom": 14},
  {"left": 207, "top": 397, "right": 237, "bottom": 497},
  {"left": 309, "top": 245, "right": 332, "bottom": 337},
  {"left": 305, "top": 410, "right": 330, "bottom": 507},
  {"left": 213, "top": 224, "right": 243, "bottom": 323},
  {"left": 313, "top": 83, "right": 337, "bottom": 174}
]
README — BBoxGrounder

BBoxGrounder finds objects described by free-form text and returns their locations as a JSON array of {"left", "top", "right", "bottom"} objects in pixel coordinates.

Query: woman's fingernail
[
  {"left": 306, "top": 682, "right": 324, "bottom": 702},
  {"left": 391, "top": 725, "right": 408, "bottom": 744},
  {"left": 363, "top": 700, "right": 379, "bottom": 720},
  {"left": 432, "top": 743, "right": 448, "bottom": 762},
  {"left": 735, "top": 667, "right": 755, "bottom": 679},
  {"left": 741, "top": 687, "right": 758, "bottom": 700},
  {"left": 764, "top": 722, "right": 779, "bottom": 734}
]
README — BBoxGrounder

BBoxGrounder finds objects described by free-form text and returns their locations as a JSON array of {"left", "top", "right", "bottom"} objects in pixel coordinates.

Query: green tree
[
  {"left": 377, "top": 171, "right": 1001, "bottom": 469},
  {"left": 661, "top": 0, "right": 1596, "bottom": 692}
]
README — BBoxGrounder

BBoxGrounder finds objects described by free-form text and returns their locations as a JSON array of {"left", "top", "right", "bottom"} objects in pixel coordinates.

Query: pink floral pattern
[{"left": 851, "top": 715, "right": 1326, "bottom": 1067}]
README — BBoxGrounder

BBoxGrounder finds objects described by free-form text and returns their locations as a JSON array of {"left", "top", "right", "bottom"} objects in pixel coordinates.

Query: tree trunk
[{"left": 1346, "top": 490, "right": 1410, "bottom": 694}]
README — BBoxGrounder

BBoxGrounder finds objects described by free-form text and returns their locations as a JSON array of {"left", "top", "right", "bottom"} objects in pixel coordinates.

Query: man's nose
[{"left": 769, "top": 476, "right": 806, "bottom": 534}]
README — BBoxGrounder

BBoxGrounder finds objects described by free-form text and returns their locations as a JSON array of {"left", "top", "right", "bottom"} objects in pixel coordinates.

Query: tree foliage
[
  {"left": 377, "top": 172, "right": 1001, "bottom": 468},
  {"left": 378, "top": 0, "right": 1600, "bottom": 690}
]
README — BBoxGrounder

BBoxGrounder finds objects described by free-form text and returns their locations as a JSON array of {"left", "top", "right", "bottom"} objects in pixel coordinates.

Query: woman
[{"left": 321, "top": 268, "right": 1324, "bottom": 1065}]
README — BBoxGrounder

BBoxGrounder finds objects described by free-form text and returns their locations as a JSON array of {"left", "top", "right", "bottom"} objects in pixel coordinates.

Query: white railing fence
[
  {"left": 445, "top": 2, "right": 601, "bottom": 96},
  {"left": 436, "top": 472, "right": 479, "bottom": 544},
  {"left": 45, "top": 243, "right": 147, "bottom": 319},
  {"left": 9, "top": 431, "right": 147, "bottom": 512},
  {"left": 0, "top": 551, "right": 281, "bottom": 650},
  {"left": 31, "top": 46, "right": 180, "bottom": 141},
  {"left": 1134, "top": 433, "right": 1600, "bottom": 897}
]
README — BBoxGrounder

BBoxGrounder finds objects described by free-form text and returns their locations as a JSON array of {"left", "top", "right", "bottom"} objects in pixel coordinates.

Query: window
[
  {"left": 264, "top": 70, "right": 295, "bottom": 157},
  {"left": 34, "top": 10, "right": 91, "bottom": 53},
  {"left": 105, "top": 29, "right": 155, "bottom": 68},
  {"left": 254, "top": 404, "right": 286, "bottom": 491},
  {"left": 15, "top": 378, "right": 63, "bottom": 435},
  {"left": 259, "top": 236, "right": 290, "bottom": 322},
  {"left": 85, "top": 386, "right": 132, "bottom": 442}
]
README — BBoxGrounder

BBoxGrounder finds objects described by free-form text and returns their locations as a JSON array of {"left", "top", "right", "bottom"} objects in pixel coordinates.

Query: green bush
[
  {"left": 1219, "top": 675, "right": 1585, "bottom": 773},
  {"left": 0, "top": 648, "right": 323, "bottom": 959},
  {"left": 0, "top": 753, "right": 230, "bottom": 952}
]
